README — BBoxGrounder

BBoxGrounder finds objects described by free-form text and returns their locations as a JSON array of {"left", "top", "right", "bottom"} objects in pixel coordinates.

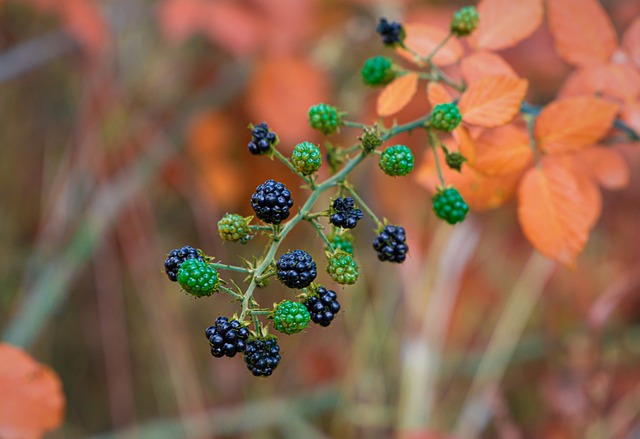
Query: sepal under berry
[
  {"left": 303, "top": 286, "right": 341, "bottom": 327},
  {"left": 291, "top": 141, "right": 322, "bottom": 175},
  {"left": 445, "top": 151, "right": 466, "bottom": 172},
  {"left": 379, "top": 145, "right": 414, "bottom": 177},
  {"left": 432, "top": 187, "right": 469, "bottom": 224},
  {"left": 377, "top": 17, "right": 405, "bottom": 47},
  {"left": 177, "top": 259, "right": 220, "bottom": 297},
  {"left": 205, "top": 316, "right": 250, "bottom": 358},
  {"left": 164, "top": 245, "right": 204, "bottom": 282},
  {"left": 276, "top": 249, "right": 318, "bottom": 289},
  {"left": 244, "top": 334, "right": 281, "bottom": 377},
  {"left": 271, "top": 300, "right": 311, "bottom": 335},
  {"left": 329, "top": 197, "right": 363, "bottom": 229},
  {"left": 248, "top": 122, "right": 279, "bottom": 155},
  {"left": 308, "top": 103, "right": 342, "bottom": 135},
  {"left": 250, "top": 179, "right": 294, "bottom": 224},
  {"left": 326, "top": 250, "right": 359, "bottom": 285},
  {"left": 360, "top": 126, "right": 384, "bottom": 154},
  {"left": 372, "top": 224, "right": 408, "bottom": 263},
  {"left": 430, "top": 103, "right": 462, "bottom": 132},
  {"left": 451, "top": 6, "right": 479, "bottom": 37},
  {"left": 361, "top": 56, "right": 396, "bottom": 86},
  {"left": 218, "top": 213, "right": 253, "bottom": 244}
]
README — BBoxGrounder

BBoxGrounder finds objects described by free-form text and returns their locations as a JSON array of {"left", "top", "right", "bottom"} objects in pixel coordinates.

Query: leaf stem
[{"left": 210, "top": 262, "right": 251, "bottom": 274}]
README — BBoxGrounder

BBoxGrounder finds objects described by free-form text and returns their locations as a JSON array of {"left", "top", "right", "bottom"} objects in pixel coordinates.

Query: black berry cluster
[
  {"left": 276, "top": 249, "right": 317, "bottom": 289},
  {"left": 372, "top": 225, "right": 408, "bottom": 263},
  {"left": 304, "top": 287, "right": 341, "bottom": 327},
  {"left": 244, "top": 336, "right": 281, "bottom": 377},
  {"left": 250, "top": 179, "right": 294, "bottom": 224},
  {"left": 164, "top": 245, "right": 203, "bottom": 282},
  {"left": 377, "top": 18, "right": 405, "bottom": 46},
  {"left": 206, "top": 317, "right": 250, "bottom": 358},
  {"left": 330, "top": 197, "right": 363, "bottom": 229},
  {"left": 248, "top": 122, "right": 277, "bottom": 155}
]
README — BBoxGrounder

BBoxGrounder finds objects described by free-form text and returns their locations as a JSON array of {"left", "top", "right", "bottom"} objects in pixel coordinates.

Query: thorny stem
[
  {"left": 306, "top": 218, "right": 334, "bottom": 251},
  {"left": 272, "top": 148, "right": 313, "bottom": 186},
  {"left": 342, "top": 120, "right": 368, "bottom": 130},
  {"left": 344, "top": 184, "right": 383, "bottom": 229},
  {"left": 210, "top": 262, "right": 251, "bottom": 275},
  {"left": 217, "top": 285, "right": 243, "bottom": 300}
]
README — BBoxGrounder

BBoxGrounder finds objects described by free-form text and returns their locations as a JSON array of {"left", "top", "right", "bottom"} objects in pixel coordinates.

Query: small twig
[{"left": 344, "top": 184, "right": 383, "bottom": 228}]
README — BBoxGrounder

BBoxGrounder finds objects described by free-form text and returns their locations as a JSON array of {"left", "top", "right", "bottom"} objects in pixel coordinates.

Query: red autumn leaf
[
  {"left": 535, "top": 97, "right": 619, "bottom": 154},
  {"left": 517, "top": 158, "right": 595, "bottom": 268},
  {"left": 427, "top": 81, "right": 452, "bottom": 107},
  {"left": 472, "top": 124, "right": 533, "bottom": 176},
  {"left": 470, "top": 0, "right": 543, "bottom": 50},
  {"left": 573, "top": 147, "right": 630, "bottom": 190},
  {"left": 558, "top": 64, "right": 640, "bottom": 101},
  {"left": 0, "top": 344, "right": 65, "bottom": 439},
  {"left": 622, "top": 16, "right": 640, "bottom": 68},
  {"left": 199, "top": 1, "right": 262, "bottom": 56},
  {"left": 460, "top": 51, "right": 517, "bottom": 85},
  {"left": 547, "top": 0, "right": 618, "bottom": 66},
  {"left": 157, "top": 0, "right": 204, "bottom": 43},
  {"left": 377, "top": 73, "right": 419, "bottom": 117},
  {"left": 397, "top": 23, "right": 464, "bottom": 67},
  {"left": 458, "top": 76, "right": 528, "bottom": 128}
]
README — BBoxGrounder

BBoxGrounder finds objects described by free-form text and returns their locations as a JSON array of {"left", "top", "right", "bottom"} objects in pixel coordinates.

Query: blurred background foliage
[{"left": 1, "top": 0, "right": 640, "bottom": 438}]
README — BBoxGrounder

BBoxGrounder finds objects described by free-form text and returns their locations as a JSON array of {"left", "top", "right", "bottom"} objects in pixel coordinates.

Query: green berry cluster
[
  {"left": 272, "top": 300, "right": 311, "bottom": 335},
  {"left": 379, "top": 145, "right": 414, "bottom": 177},
  {"left": 432, "top": 187, "right": 469, "bottom": 225},
  {"left": 451, "top": 6, "right": 479, "bottom": 37},
  {"left": 430, "top": 103, "right": 462, "bottom": 132},
  {"left": 329, "top": 232, "right": 354, "bottom": 255},
  {"left": 308, "top": 103, "right": 341, "bottom": 135},
  {"left": 177, "top": 259, "right": 219, "bottom": 297},
  {"left": 291, "top": 141, "right": 322, "bottom": 175},
  {"left": 361, "top": 56, "right": 396, "bottom": 87},
  {"left": 218, "top": 213, "right": 252, "bottom": 244},
  {"left": 326, "top": 250, "right": 359, "bottom": 285}
]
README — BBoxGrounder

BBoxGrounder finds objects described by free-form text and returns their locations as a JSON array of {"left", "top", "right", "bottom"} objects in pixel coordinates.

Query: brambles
[
  {"left": 272, "top": 300, "right": 311, "bottom": 335},
  {"left": 250, "top": 179, "right": 294, "bottom": 224},
  {"left": 451, "top": 6, "right": 479, "bottom": 36},
  {"left": 326, "top": 250, "right": 359, "bottom": 285},
  {"left": 247, "top": 122, "right": 278, "bottom": 155},
  {"left": 379, "top": 145, "right": 414, "bottom": 177},
  {"left": 430, "top": 103, "right": 462, "bottom": 132},
  {"left": 304, "top": 287, "right": 340, "bottom": 327},
  {"left": 361, "top": 56, "right": 395, "bottom": 86},
  {"left": 276, "top": 250, "right": 317, "bottom": 289},
  {"left": 372, "top": 224, "right": 409, "bottom": 263},
  {"left": 244, "top": 335, "right": 281, "bottom": 377},
  {"left": 177, "top": 259, "right": 219, "bottom": 297},
  {"left": 218, "top": 214, "right": 252, "bottom": 244},
  {"left": 308, "top": 103, "right": 341, "bottom": 135},
  {"left": 432, "top": 187, "right": 469, "bottom": 225},
  {"left": 206, "top": 317, "right": 249, "bottom": 358},
  {"left": 377, "top": 17, "right": 405, "bottom": 46},
  {"left": 330, "top": 197, "right": 363, "bottom": 229},
  {"left": 164, "top": 245, "right": 203, "bottom": 282},
  {"left": 328, "top": 231, "right": 354, "bottom": 255},
  {"left": 291, "top": 141, "right": 322, "bottom": 175}
]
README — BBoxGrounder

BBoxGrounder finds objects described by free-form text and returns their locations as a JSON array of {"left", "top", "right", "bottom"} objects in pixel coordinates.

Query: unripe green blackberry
[
  {"left": 430, "top": 103, "right": 462, "bottom": 132},
  {"left": 326, "top": 250, "right": 359, "bottom": 285},
  {"left": 308, "top": 103, "right": 341, "bottom": 135},
  {"left": 291, "top": 141, "right": 322, "bottom": 175},
  {"left": 218, "top": 213, "right": 252, "bottom": 244},
  {"left": 451, "top": 6, "right": 479, "bottom": 37},
  {"left": 328, "top": 232, "right": 354, "bottom": 255},
  {"left": 361, "top": 56, "right": 395, "bottom": 86},
  {"left": 379, "top": 145, "right": 414, "bottom": 177},
  {"left": 177, "top": 259, "right": 219, "bottom": 297},
  {"left": 432, "top": 187, "right": 469, "bottom": 225},
  {"left": 272, "top": 300, "right": 311, "bottom": 335}
]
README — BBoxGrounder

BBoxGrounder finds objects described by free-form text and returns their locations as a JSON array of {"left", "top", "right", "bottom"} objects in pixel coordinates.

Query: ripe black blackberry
[
  {"left": 244, "top": 336, "right": 281, "bottom": 377},
  {"left": 164, "top": 245, "right": 203, "bottom": 282},
  {"left": 205, "top": 317, "right": 250, "bottom": 358},
  {"left": 372, "top": 224, "right": 409, "bottom": 263},
  {"left": 377, "top": 18, "right": 405, "bottom": 46},
  {"left": 250, "top": 179, "right": 294, "bottom": 224},
  {"left": 304, "top": 287, "right": 341, "bottom": 327},
  {"left": 248, "top": 122, "right": 277, "bottom": 155},
  {"left": 276, "top": 249, "right": 317, "bottom": 289},
  {"left": 330, "top": 197, "right": 363, "bottom": 229}
]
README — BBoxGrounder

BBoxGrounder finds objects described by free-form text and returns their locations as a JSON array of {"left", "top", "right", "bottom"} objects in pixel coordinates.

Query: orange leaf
[
  {"left": 622, "top": 16, "right": 640, "bottom": 68},
  {"left": 427, "top": 82, "right": 452, "bottom": 107},
  {"left": 200, "top": 1, "right": 262, "bottom": 56},
  {"left": 573, "top": 147, "right": 630, "bottom": 190},
  {"left": 458, "top": 76, "right": 528, "bottom": 128},
  {"left": 547, "top": 0, "right": 618, "bottom": 66},
  {"left": 470, "top": 0, "right": 543, "bottom": 50},
  {"left": 460, "top": 51, "right": 517, "bottom": 85},
  {"left": 377, "top": 73, "right": 419, "bottom": 117},
  {"left": 558, "top": 64, "right": 640, "bottom": 101},
  {"left": 158, "top": 0, "right": 204, "bottom": 43},
  {"left": 0, "top": 344, "right": 65, "bottom": 439},
  {"left": 472, "top": 124, "right": 533, "bottom": 176},
  {"left": 452, "top": 125, "right": 477, "bottom": 165},
  {"left": 535, "top": 97, "right": 619, "bottom": 154},
  {"left": 622, "top": 99, "right": 640, "bottom": 134},
  {"left": 517, "top": 159, "right": 593, "bottom": 268},
  {"left": 397, "top": 24, "right": 463, "bottom": 67}
]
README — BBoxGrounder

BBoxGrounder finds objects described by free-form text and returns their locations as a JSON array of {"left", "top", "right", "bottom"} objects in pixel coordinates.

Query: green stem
[
  {"left": 272, "top": 148, "right": 312, "bottom": 184},
  {"left": 382, "top": 114, "right": 431, "bottom": 141},
  {"left": 218, "top": 285, "right": 243, "bottom": 300},
  {"left": 426, "top": 32, "right": 453, "bottom": 62},
  {"left": 249, "top": 225, "right": 272, "bottom": 231},
  {"left": 249, "top": 309, "right": 272, "bottom": 316},
  {"left": 307, "top": 218, "right": 334, "bottom": 250},
  {"left": 345, "top": 184, "right": 383, "bottom": 229},
  {"left": 210, "top": 262, "right": 251, "bottom": 274},
  {"left": 428, "top": 129, "right": 446, "bottom": 186},
  {"left": 342, "top": 120, "right": 368, "bottom": 130}
]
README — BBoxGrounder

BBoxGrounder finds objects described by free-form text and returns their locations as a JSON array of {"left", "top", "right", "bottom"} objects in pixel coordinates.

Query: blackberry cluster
[
  {"left": 361, "top": 56, "right": 395, "bottom": 86},
  {"left": 272, "top": 300, "right": 310, "bottom": 335},
  {"left": 177, "top": 259, "right": 219, "bottom": 297},
  {"left": 379, "top": 145, "right": 414, "bottom": 177},
  {"left": 308, "top": 103, "right": 341, "bottom": 135},
  {"left": 377, "top": 18, "right": 405, "bottom": 46},
  {"left": 276, "top": 250, "right": 317, "bottom": 289},
  {"left": 328, "top": 232, "right": 354, "bottom": 255},
  {"left": 432, "top": 187, "right": 469, "bottom": 224},
  {"left": 244, "top": 336, "right": 281, "bottom": 377},
  {"left": 291, "top": 141, "right": 322, "bottom": 175},
  {"left": 248, "top": 122, "right": 277, "bottom": 155},
  {"left": 451, "top": 6, "right": 479, "bottom": 36},
  {"left": 326, "top": 251, "right": 359, "bottom": 285},
  {"left": 330, "top": 197, "right": 363, "bottom": 229},
  {"left": 218, "top": 213, "right": 252, "bottom": 244},
  {"left": 372, "top": 224, "right": 408, "bottom": 263},
  {"left": 430, "top": 103, "right": 462, "bottom": 132},
  {"left": 250, "top": 179, "right": 294, "bottom": 224},
  {"left": 304, "top": 287, "right": 340, "bottom": 327},
  {"left": 164, "top": 245, "right": 203, "bottom": 282},
  {"left": 205, "top": 317, "right": 249, "bottom": 358}
]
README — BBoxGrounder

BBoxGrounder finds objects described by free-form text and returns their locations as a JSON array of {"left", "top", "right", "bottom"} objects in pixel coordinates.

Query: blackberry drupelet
[
  {"left": 205, "top": 316, "right": 250, "bottom": 358},
  {"left": 304, "top": 287, "right": 341, "bottom": 327},
  {"left": 244, "top": 336, "right": 281, "bottom": 377},
  {"left": 250, "top": 179, "right": 294, "bottom": 224},
  {"left": 248, "top": 122, "right": 278, "bottom": 155},
  {"left": 372, "top": 224, "right": 408, "bottom": 263},
  {"left": 330, "top": 197, "right": 363, "bottom": 229},
  {"left": 272, "top": 300, "right": 310, "bottom": 335},
  {"left": 164, "top": 245, "right": 203, "bottom": 282},
  {"left": 276, "top": 249, "right": 317, "bottom": 289}
]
